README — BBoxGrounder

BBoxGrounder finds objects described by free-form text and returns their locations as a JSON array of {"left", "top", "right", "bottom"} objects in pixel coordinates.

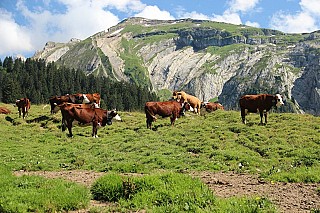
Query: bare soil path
[{"left": 14, "top": 170, "right": 320, "bottom": 213}]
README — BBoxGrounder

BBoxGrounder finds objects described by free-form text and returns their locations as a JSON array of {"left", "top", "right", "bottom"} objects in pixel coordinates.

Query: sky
[{"left": 1, "top": 0, "right": 320, "bottom": 60}]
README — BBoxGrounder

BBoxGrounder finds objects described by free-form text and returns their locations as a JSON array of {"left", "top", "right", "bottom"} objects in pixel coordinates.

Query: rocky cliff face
[{"left": 33, "top": 18, "right": 320, "bottom": 115}]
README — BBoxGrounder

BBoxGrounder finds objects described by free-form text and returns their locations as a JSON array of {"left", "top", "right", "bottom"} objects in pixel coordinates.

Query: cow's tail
[{"left": 145, "top": 108, "right": 157, "bottom": 121}]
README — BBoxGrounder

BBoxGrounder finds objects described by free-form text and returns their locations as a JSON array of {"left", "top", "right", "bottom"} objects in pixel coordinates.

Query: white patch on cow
[
  {"left": 82, "top": 94, "right": 90, "bottom": 104},
  {"left": 276, "top": 94, "right": 284, "bottom": 107},
  {"left": 189, "top": 106, "right": 194, "bottom": 112},
  {"left": 93, "top": 103, "right": 100, "bottom": 108},
  {"left": 113, "top": 114, "right": 122, "bottom": 121}
]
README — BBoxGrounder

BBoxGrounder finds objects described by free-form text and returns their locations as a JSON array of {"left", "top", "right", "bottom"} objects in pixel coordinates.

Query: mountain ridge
[{"left": 32, "top": 17, "right": 320, "bottom": 115}]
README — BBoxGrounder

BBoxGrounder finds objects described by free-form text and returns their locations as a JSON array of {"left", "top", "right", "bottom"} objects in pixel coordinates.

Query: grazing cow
[
  {"left": 172, "top": 91, "right": 202, "bottom": 115},
  {"left": 202, "top": 102, "right": 224, "bottom": 112},
  {"left": 49, "top": 93, "right": 101, "bottom": 114},
  {"left": 239, "top": 94, "right": 284, "bottom": 125},
  {"left": 59, "top": 103, "right": 121, "bottom": 137},
  {"left": 0, "top": 107, "right": 11, "bottom": 114},
  {"left": 15, "top": 98, "right": 31, "bottom": 119},
  {"left": 144, "top": 100, "right": 189, "bottom": 129}
]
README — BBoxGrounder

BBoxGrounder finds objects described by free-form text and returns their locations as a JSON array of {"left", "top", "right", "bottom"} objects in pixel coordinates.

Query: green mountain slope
[{"left": 33, "top": 17, "right": 320, "bottom": 115}]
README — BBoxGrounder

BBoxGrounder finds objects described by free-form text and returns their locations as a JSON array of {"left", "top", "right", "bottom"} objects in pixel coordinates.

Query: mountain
[{"left": 33, "top": 17, "right": 320, "bottom": 116}]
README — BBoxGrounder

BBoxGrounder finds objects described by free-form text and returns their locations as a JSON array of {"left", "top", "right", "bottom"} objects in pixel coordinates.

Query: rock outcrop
[{"left": 32, "top": 17, "right": 320, "bottom": 115}]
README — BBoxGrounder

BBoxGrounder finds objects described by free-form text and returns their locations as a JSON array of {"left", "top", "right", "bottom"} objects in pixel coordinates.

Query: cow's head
[
  {"left": 102, "top": 110, "right": 122, "bottom": 126},
  {"left": 172, "top": 91, "right": 178, "bottom": 100},
  {"left": 275, "top": 94, "right": 284, "bottom": 107}
]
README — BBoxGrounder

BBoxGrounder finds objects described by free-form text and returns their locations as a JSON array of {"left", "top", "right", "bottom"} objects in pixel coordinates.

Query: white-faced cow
[
  {"left": 172, "top": 91, "right": 202, "bottom": 115},
  {"left": 15, "top": 98, "right": 31, "bottom": 119},
  {"left": 49, "top": 93, "right": 101, "bottom": 114},
  {"left": 144, "top": 100, "right": 190, "bottom": 129},
  {"left": 59, "top": 103, "right": 121, "bottom": 138},
  {"left": 239, "top": 94, "right": 284, "bottom": 125}
]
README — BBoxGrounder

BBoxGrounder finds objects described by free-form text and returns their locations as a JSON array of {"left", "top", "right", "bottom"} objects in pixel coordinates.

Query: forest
[{"left": 0, "top": 57, "right": 158, "bottom": 111}]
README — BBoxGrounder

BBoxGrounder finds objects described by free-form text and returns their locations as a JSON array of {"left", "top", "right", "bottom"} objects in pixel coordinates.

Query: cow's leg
[
  {"left": 170, "top": 114, "right": 176, "bottom": 126},
  {"left": 66, "top": 119, "right": 74, "bottom": 137},
  {"left": 240, "top": 108, "right": 246, "bottom": 124},
  {"left": 92, "top": 122, "right": 98, "bottom": 138},
  {"left": 264, "top": 111, "right": 268, "bottom": 124},
  {"left": 61, "top": 117, "right": 66, "bottom": 132},
  {"left": 259, "top": 110, "right": 264, "bottom": 125},
  {"left": 146, "top": 118, "right": 152, "bottom": 129},
  {"left": 22, "top": 109, "right": 26, "bottom": 119},
  {"left": 18, "top": 108, "right": 21, "bottom": 118}
]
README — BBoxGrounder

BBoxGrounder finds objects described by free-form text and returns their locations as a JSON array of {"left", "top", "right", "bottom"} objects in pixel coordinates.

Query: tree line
[{"left": 0, "top": 57, "right": 159, "bottom": 111}]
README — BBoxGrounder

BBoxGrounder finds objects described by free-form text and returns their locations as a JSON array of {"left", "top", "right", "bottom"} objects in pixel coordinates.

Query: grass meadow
[{"left": 0, "top": 103, "right": 319, "bottom": 212}]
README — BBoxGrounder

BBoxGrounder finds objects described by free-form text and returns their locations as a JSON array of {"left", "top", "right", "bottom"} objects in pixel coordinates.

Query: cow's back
[
  {"left": 239, "top": 94, "right": 274, "bottom": 112},
  {"left": 145, "top": 101, "right": 180, "bottom": 117}
]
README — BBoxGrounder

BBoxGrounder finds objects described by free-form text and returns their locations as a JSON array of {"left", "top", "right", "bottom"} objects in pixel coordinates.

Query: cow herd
[{"left": 0, "top": 91, "right": 284, "bottom": 137}]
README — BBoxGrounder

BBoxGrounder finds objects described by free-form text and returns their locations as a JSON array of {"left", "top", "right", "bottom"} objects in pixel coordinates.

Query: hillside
[
  {"left": 1, "top": 103, "right": 319, "bottom": 212},
  {"left": 33, "top": 17, "right": 320, "bottom": 115}
]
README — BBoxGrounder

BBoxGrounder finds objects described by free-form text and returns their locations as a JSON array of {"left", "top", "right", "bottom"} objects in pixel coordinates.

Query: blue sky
[{"left": 1, "top": 0, "right": 320, "bottom": 60}]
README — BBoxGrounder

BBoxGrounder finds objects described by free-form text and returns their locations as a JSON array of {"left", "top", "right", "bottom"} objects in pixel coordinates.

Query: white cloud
[
  {"left": 212, "top": 10, "right": 242, "bottom": 25},
  {"left": 134, "top": 5, "right": 174, "bottom": 20},
  {"left": 0, "top": 9, "right": 33, "bottom": 56},
  {"left": 269, "top": 0, "right": 320, "bottom": 33},
  {"left": 245, "top": 20, "right": 260, "bottom": 28},
  {"left": 270, "top": 11, "right": 317, "bottom": 33},
  {"left": 300, "top": 0, "right": 320, "bottom": 15},
  {"left": 178, "top": 11, "right": 211, "bottom": 20},
  {"left": 228, "top": 0, "right": 260, "bottom": 13},
  {"left": 211, "top": 0, "right": 259, "bottom": 25}
]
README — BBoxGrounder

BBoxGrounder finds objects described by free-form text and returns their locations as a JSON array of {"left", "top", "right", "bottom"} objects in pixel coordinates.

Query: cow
[
  {"left": 59, "top": 103, "right": 121, "bottom": 137},
  {"left": 172, "top": 91, "right": 202, "bottom": 115},
  {"left": 0, "top": 107, "right": 11, "bottom": 114},
  {"left": 70, "top": 93, "right": 101, "bottom": 107},
  {"left": 239, "top": 94, "right": 284, "bottom": 125},
  {"left": 144, "top": 100, "right": 190, "bottom": 129},
  {"left": 15, "top": 98, "right": 31, "bottom": 119},
  {"left": 202, "top": 102, "right": 224, "bottom": 112},
  {"left": 49, "top": 93, "right": 101, "bottom": 114}
]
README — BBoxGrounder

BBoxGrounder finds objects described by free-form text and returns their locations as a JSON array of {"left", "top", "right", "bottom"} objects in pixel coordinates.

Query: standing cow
[
  {"left": 15, "top": 98, "right": 31, "bottom": 119},
  {"left": 144, "top": 100, "right": 189, "bottom": 129},
  {"left": 172, "top": 91, "right": 202, "bottom": 115},
  {"left": 60, "top": 103, "right": 121, "bottom": 137},
  {"left": 239, "top": 94, "right": 284, "bottom": 125}
]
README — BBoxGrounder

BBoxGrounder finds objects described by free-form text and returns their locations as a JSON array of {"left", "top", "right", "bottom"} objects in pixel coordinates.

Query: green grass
[
  {"left": 0, "top": 103, "right": 319, "bottom": 212},
  {"left": 91, "top": 172, "right": 277, "bottom": 212},
  {"left": 0, "top": 166, "right": 90, "bottom": 212}
]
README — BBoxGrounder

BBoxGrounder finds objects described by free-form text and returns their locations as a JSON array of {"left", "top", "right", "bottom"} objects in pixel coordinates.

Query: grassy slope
[{"left": 0, "top": 103, "right": 319, "bottom": 183}]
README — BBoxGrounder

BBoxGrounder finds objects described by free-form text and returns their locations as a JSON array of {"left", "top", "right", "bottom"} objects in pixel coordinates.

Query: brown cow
[
  {"left": 202, "top": 102, "right": 224, "bottom": 112},
  {"left": 60, "top": 103, "right": 121, "bottom": 137},
  {"left": 15, "top": 98, "right": 31, "bottom": 119},
  {"left": 172, "top": 91, "right": 202, "bottom": 115},
  {"left": 0, "top": 107, "right": 11, "bottom": 114},
  {"left": 71, "top": 93, "right": 101, "bottom": 107},
  {"left": 49, "top": 93, "right": 100, "bottom": 114},
  {"left": 144, "top": 100, "right": 189, "bottom": 129},
  {"left": 239, "top": 94, "right": 284, "bottom": 125}
]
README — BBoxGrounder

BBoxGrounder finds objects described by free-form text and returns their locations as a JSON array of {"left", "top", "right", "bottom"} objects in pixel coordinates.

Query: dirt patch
[{"left": 14, "top": 170, "right": 320, "bottom": 213}]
